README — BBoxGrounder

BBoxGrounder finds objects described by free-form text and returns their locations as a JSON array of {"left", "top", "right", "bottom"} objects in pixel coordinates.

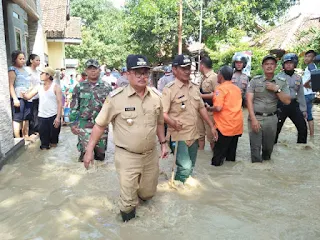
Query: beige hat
[{"left": 40, "top": 67, "right": 55, "bottom": 77}]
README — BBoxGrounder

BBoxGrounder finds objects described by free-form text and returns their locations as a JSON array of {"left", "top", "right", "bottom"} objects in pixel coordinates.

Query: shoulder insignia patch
[
  {"left": 165, "top": 81, "right": 175, "bottom": 88},
  {"left": 252, "top": 75, "right": 262, "bottom": 80},
  {"left": 110, "top": 87, "right": 124, "bottom": 97},
  {"left": 151, "top": 87, "right": 162, "bottom": 96},
  {"left": 277, "top": 76, "right": 286, "bottom": 82}
]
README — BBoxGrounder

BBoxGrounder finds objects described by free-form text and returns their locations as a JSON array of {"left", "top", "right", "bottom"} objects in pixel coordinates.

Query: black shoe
[
  {"left": 120, "top": 208, "right": 136, "bottom": 222},
  {"left": 40, "top": 145, "right": 50, "bottom": 150},
  {"left": 78, "top": 152, "right": 85, "bottom": 162}
]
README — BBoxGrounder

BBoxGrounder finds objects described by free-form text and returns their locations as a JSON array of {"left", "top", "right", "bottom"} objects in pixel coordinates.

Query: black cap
[
  {"left": 172, "top": 54, "right": 192, "bottom": 67},
  {"left": 85, "top": 59, "right": 100, "bottom": 68},
  {"left": 262, "top": 55, "right": 277, "bottom": 64},
  {"left": 126, "top": 54, "right": 151, "bottom": 70}
]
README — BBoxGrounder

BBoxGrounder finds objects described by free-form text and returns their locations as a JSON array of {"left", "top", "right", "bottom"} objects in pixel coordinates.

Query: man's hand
[
  {"left": 53, "top": 117, "right": 61, "bottom": 128},
  {"left": 251, "top": 118, "right": 261, "bottom": 133},
  {"left": 212, "top": 128, "right": 218, "bottom": 142},
  {"left": 172, "top": 120, "right": 183, "bottom": 131},
  {"left": 303, "top": 111, "right": 307, "bottom": 119},
  {"left": 13, "top": 99, "right": 20, "bottom": 107},
  {"left": 71, "top": 125, "right": 80, "bottom": 135},
  {"left": 160, "top": 144, "right": 169, "bottom": 159},
  {"left": 265, "top": 82, "right": 279, "bottom": 92},
  {"left": 83, "top": 151, "right": 94, "bottom": 169}
]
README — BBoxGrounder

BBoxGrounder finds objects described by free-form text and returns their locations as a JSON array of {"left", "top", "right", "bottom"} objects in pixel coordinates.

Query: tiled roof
[
  {"left": 252, "top": 15, "right": 320, "bottom": 50},
  {"left": 41, "top": 0, "right": 81, "bottom": 39},
  {"left": 41, "top": 0, "right": 68, "bottom": 37},
  {"left": 65, "top": 17, "right": 82, "bottom": 39}
]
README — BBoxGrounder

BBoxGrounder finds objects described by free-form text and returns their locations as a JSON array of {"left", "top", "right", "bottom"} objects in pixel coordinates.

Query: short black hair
[
  {"left": 200, "top": 56, "right": 213, "bottom": 69},
  {"left": 305, "top": 50, "right": 317, "bottom": 57},
  {"left": 11, "top": 50, "right": 25, "bottom": 65},
  {"left": 219, "top": 65, "right": 233, "bottom": 81}
]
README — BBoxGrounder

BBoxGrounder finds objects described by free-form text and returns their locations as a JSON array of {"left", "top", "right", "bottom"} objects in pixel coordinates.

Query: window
[
  {"left": 24, "top": 34, "right": 29, "bottom": 55},
  {"left": 14, "top": 28, "right": 22, "bottom": 50},
  {"left": 13, "top": 12, "right": 19, "bottom": 19}
]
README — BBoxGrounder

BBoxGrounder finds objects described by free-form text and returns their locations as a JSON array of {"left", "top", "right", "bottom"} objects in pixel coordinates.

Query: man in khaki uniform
[
  {"left": 246, "top": 55, "right": 291, "bottom": 163},
  {"left": 83, "top": 55, "right": 168, "bottom": 222},
  {"left": 199, "top": 56, "right": 218, "bottom": 150},
  {"left": 162, "top": 54, "right": 217, "bottom": 183}
]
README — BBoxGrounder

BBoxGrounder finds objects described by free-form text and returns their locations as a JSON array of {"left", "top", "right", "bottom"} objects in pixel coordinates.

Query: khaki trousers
[{"left": 115, "top": 147, "right": 159, "bottom": 213}]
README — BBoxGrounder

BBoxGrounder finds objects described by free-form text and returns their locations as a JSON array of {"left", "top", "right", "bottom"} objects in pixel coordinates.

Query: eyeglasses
[{"left": 132, "top": 70, "right": 150, "bottom": 78}]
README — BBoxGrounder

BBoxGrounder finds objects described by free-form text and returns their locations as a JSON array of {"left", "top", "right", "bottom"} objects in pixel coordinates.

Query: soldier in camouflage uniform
[{"left": 70, "top": 59, "right": 112, "bottom": 161}]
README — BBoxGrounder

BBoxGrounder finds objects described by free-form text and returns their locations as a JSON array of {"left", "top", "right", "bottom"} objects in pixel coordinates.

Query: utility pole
[{"left": 178, "top": 0, "right": 183, "bottom": 54}]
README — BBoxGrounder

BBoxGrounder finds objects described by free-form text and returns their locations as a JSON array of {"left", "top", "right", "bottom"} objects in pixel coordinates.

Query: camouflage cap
[{"left": 85, "top": 59, "right": 100, "bottom": 68}]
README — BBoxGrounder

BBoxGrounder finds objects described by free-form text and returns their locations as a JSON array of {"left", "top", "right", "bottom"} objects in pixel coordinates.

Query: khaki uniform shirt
[
  {"left": 276, "top": 72, "right": 307, "bottom": 112},
  {"left": 232, "top": 72, "right": 249, "bottom": 94},
  {"left": 200, "top": 70, "right": 218, "bottom": 93},
  {"left": 95, "top": 84, "right": 164, "bottom": 154},
  {"left": 162, "top": 78, "right": 205, "bottom": 141},
  {"left": 247, "top": 75, "right": 290, "bottom": 118}
]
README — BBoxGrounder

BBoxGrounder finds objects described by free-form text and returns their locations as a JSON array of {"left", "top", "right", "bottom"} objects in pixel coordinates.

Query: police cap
[{"left": 262, "top": 55, "right": 277, "bottom": 64}]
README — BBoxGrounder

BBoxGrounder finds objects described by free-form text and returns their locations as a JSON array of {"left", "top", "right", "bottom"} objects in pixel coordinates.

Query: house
[
  {"left": 0, "top": 0, "right": 81, "bottom": 167},
  {"left": 41, "top": 0, "right": 82, "bottom": 69},
  {"left": 0, "top": 0, "right": 45, "bottom": 166},
  {"left": 252, "top": 0, "right": 320, "bottom": 52}
]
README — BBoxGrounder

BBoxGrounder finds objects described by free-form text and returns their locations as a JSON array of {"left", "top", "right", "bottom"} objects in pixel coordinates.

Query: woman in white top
[
  {"left": 22, "top": 67, "right": 62, "bottom": 150},
  {"left": 26, "top": 54, "right": 41, "bottom": 136}
]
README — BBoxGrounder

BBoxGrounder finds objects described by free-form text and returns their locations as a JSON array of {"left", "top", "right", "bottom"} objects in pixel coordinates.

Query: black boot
[{"left": 120, "top": 208, "right": 136, "bottom": 222}]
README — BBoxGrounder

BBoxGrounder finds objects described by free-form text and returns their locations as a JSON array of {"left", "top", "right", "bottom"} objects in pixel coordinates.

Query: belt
[
  {"left": 255, "top": 111, "right": 277, "bottom": 117},
  {"left": 116, "top": 146, "right": 153, "bottom": 155}
]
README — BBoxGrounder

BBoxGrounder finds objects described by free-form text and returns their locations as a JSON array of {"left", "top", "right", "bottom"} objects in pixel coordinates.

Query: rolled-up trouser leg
[
  {"left": 248, "top": 119, "right": 263, "bottom": 163},
  {"left": 262, "top": 115, "right": 278, "bottom": 160},
  {"left": 138, "top": 148, "right": 159, "bottom": 200},
  {"left": 115, "top": 147, "right": 142, "bottom": 213},
  {"left": 175, "top": 141, "right": 195, "bottom": 183}
]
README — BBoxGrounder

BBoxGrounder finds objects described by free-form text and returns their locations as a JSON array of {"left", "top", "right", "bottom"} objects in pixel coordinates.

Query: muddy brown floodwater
[{"left": 0, "top": 108, "right": 320, "bottom": 240}]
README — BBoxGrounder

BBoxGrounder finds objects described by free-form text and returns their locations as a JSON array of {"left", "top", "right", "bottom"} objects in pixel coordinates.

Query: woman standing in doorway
[
  {"left": 8, "top": 50, "right": 32, "bottom": 140},
  {"left": 26, "top": 54, "right": 41, "bottom": 137}
]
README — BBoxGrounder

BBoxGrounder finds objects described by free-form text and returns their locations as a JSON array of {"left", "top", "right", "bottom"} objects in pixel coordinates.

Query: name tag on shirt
[
  {"left": 178, "top": 95, "right": 185, "bottom": 99},
  {"left": 125, "top": 107, "right": 135, "bottom": 111}
]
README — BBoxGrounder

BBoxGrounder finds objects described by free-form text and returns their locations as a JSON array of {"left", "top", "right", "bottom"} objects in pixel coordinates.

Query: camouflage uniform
[{"left": 70, "top": 78, "right": 112, "bottom": 160}]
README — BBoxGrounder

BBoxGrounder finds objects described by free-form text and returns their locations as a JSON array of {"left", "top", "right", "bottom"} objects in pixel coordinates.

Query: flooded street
[{"left": 0, "top": 108, "right": 320, "bottom": 240}]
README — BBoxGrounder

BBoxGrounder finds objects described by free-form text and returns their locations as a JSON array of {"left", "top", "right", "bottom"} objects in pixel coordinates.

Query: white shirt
[
  {"left": 302, "top": 63, "right": 317, "bottom": 95},
  {"left": 38, "top": 82, "right": 58, "bottom": 118},
  {"left": 26, "top": 66, "right": 41, "bottom": 100},
  {"left": 102, "top": 75, "right": 117, "bottom": 86}
]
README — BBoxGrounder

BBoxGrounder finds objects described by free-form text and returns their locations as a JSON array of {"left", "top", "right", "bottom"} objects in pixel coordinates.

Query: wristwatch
[{"left": 275, "top": 88, "right": 281, "bottom": 93}]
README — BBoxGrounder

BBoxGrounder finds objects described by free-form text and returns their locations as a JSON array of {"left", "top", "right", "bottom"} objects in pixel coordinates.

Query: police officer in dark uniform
[
  {"left": 231, "top": 53, "right": 249, "bottom": 106},
  {"left": 275, "top": 53, "right": 308, "bottom": 144}
]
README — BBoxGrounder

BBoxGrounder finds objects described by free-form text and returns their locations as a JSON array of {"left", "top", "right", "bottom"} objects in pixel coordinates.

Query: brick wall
[{"left": 0, "top": 3, "right": 15, "bottom": 156}]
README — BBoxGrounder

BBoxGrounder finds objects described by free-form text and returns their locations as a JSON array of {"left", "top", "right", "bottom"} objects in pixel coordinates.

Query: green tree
[
  {"left": 124, "top": 0, "right": 291, "bottom": 63},
  {"left": 66, "top": 0, "right": 129, "bottom": 70}
]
